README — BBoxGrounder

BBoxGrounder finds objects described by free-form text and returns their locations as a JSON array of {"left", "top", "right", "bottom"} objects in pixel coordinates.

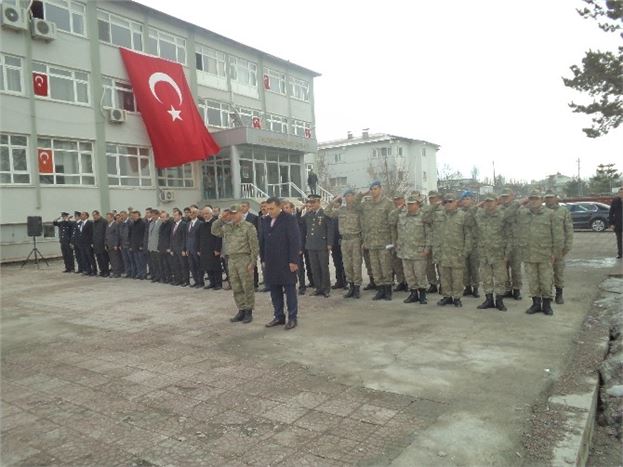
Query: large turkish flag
[
  {"left": 119, "top": 48, "right": 220, "bottom": 169},
  {"left": 37, "top": 148, "right": 54, "bottom": 174}
]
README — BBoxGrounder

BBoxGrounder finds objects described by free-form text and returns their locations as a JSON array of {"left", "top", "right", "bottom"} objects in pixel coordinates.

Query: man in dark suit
[
  {"left": 304, "top": 194, "right": 334, "bottom": 297},
  {"left": 105, "top": 212, "right": 123, "bottom": 278},
  {"left": 77, "top": 211, "right": 97, "bottom": 276},
  {"left": 118, "top": 211, "right": 132, "bottom": 278},
  {"left": 170, "top": 208, "right": 189, "bottom": 286},
  {"left": 329, "top": 216, "right": 347, "bottom": 289},
  {"left": 158, "top": 210, "right": 174, "bottom": 283},
  {"left": 198, "top": 206, "right": 223, "bottom": 289},
  {"left": 186, "top": 207, "right": 204, "bottom": 287},
  {"left": 92, "top": 210, "right": 110, "bottom": 277},
  {"left": 53, "top": 211, "right": 75, "bottom": 272},
  {"left": 71, "top": 211, "right": 83, "bottom": 273},
  {"left": 128, "top": 210, "right": 146, "bottom": 279},
  {"left": 240, "top": 201, "right": 260, "bottom": 289},
  {"left": 609, "top": 186, "right": 623, "bottom": 259},
  {"left": 262, "top": 197, "right": 301, "bottom": 330}
]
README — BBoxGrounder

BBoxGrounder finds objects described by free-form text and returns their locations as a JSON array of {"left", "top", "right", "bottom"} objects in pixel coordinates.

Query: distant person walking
[
  {"left": 307, "top": 169, "right": 318, "bottom": 195},
  {"left": 609, "top": 186, "right": 623, "bottom": 259}
]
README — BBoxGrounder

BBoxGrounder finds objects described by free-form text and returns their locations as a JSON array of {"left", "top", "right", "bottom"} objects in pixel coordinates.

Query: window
[
  {"left": 421, "top": 147, "right": 427, "bottom": 157},
  {"left": 32, "top": 0, "right": 86, "bottom": 36},
  {"left": 329, "top": 177, "right": 347, "bottom": 187},
  {"left": 158, "top": 163, "right": 194, "bottom": 188},
  {"left": 107, "top": 144, "right": 151, "bottom": 187},
  {"left": 372, "top": 147, "right": 392, "bottom": 158},
  {"left": 291, "top": 119, "right": 311, "bottom": 137},
  {"left": 397, "top": 147, "right": 403, "bottom": 157},
  {"left": 32, "top": 62, "right": 89, "bottom": 105},
  {"left": 196, "top": 46, "right": 226, "bottom": 77},
  {"left": 97, "top": 10, "right": 143, "bottom": 50},
  {"left": 146, "top": 28, "right": 186, "bottom": 64},
  {"left": 237, "top": 107, "right": 262, "bottom": 127},
  {"left": 289, "top": 77, "right": 310, "bottom": 102},
  {"left": 266, "top": 114, "right": 288, "bottom": 133},
  {"left": 264, "top": 68, "right": 286, "bottom": 95},
  {"left": 334, "top": 153, "right": 342, "bottom": 163},
  {"left": 0, "top": 54, "right": 23, "bottom": 95},
  {"left": 229, "top": 56, "right": 257, "bottom": 87},
  {"left": 0, "top": 133, "right": 30, "bottom": 184},
  {"left": 199, "top": 100, "right": 231, "bottom": 128},
  {"left": 38, "top": 137, "right": 94, "bottom": 185},
  {"left": 102, "top": 77, "right": 136, "bottom": 111}
]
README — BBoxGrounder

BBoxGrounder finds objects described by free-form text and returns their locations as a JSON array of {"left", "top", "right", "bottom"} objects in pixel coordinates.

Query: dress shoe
[
  {"left": 213, "top": 285, "right": 222, "bottom": 291},
  {"left": 265, "top": 318, "right": 285, "bottom": 327},
  {"left": 344, "top": 283, "right": 355, "bottom": 298},
  {"left": 180, "top": 282, "right": 189, "bottom": 287},
  {"left": 312, "top": 290, "right": 324, "bottom": 296},
  {"left": 242, "top": 309, "right": 253, "bottom": 324},
  {"left": 204, "top": 284, "right": 213, "bottom": 289},
  {"left": 230, "top": 310, "right": 245, "bottom": 322},
  {"left": 62, "top": 269, "right": 71, "bottom": 273},
  {"left": 285, "top": 319, "right": 297, "bottom": 330}
]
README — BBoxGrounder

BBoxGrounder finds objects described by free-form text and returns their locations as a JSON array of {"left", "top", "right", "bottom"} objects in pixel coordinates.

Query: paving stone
[
  {"left": 294, "top": 410, "right": 343, "bottom": 432},
  {"left": 11, "top": 450, "right": 63, "bottom": 467},
  {"left": 278, "top": 451, "right": 344, "bottom": 466},
  {"left": 46, "top": 435, "right": 110, "bottom": 464},
  {"left": 240, "top": 440, "right": 296, "bottom": 465},
  {"left": 262, "top": 403, "right": 309, "bottom": 424},
  {"left": 315, "top": 397, "right": 363, "bottom": 417},
  {"left": 287, "top": 391, "right": 331, "bottom": 409},
  {"left": 306, "top": 433, "right": 360, "bottom": 462},
  {"left": 328, "top": 416, "right": 380, "bottom": 441},
  {"left": 110, "top": 426, "right": 168, "bottom": 455},
  {"left": 270, "top": 425, "right": 320, "bottom": 448},
  {"left": 350, "top": 403, "right": 398, "bottom": 425},
  {"left": 188, "top": 401, "right": 225, "bottom": 421},
  {"left": 0, "top": 411, "right": 41, "bottom": 433}
]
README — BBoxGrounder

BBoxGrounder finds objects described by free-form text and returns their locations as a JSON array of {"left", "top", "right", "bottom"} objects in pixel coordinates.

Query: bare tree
[{"left": 367, "top": 154, "right": 410, "bottom": 198}]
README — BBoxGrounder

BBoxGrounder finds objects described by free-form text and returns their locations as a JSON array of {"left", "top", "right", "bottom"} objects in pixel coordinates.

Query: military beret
[
  {"left": 460, "top": 191, "right": 474, "bottom": 200},
  {"left": 544, "top": 190, "right": 556, "bottom": 198},
  {"left": 392, "top": 194, "right": 405, "bottom": 200},
  {"left": 343, "top": 188, "right": 355, "bottom": 196},
  {"left": 500, "top": 188, "right": 513, "bottom": 197},
  {"left": 483, "top": 194, "right": 496, "bottom": 201},
  {"left": 228, "top": 204, "right": 241, "bottom": 213},
  {"left": 369, "top": 180, "right": 382, "bottom": 189},
  {"left": 406, "top": 195, "right": 422, "bottom": 204},
  {"left": 74, "top": 211, "right": 81, "bottom": 216},
  {"left": 444, "top": 193, "right": 457, "bottom": 202},
  {"left": 528, "top": 189, "right": 542, "bottom": 199},
  {"left": 428, "top": 190, "right": 440, "bottom": 198},
  {"left": 307, "top": 194, "right": 321, "bottom": 201},
  {"left": 61, "top": 211, "right": 69, "bottom": 216}
]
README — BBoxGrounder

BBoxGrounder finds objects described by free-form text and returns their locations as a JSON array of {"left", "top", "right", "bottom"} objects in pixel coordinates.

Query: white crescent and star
[
  {"left": 39, "top": 151, "right": 50, "bottom": 164},
  {"left": 148, "top": 72, "right": 183, "bottom": 122},
  {"left": 34, "top": 75, "right": 45, "bottom": 87}
]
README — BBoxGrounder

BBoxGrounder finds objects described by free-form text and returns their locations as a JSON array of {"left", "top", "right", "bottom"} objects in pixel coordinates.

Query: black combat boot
[
  {"left": 427, "top": 284, "right": 438, "bottom": 294},
  {"left": 503, "top": 289, "right": 513, "bottom": 298},
  {"left": 512, "top": 289, "right": 522, "bottom": 300},
  {"left": 383, "top": 285, "right": 393, "bottom": 301},
  {"left": 555, "top": 287, "right": 564, "bottom": 305},
  {"left": 352, "top": 285, "right": 361, "bottom": 299},
  {"left": 463, "top": 286, "right": 473, "bottom": 296},
  {"left": 230, "top": 310, "right": 245, "bottom": 322},
  {"left": 394, "top": 282, "right": 408, "bottom": 292},
  {"left": 344, "top": 283, "right": 355, "bottom": 298},
  {"left": 364, "top": 278, "right": 377, "bottom": 290},
  {"left": 525, "top": 297, "right": 542, "bottom": 314},
  {"left": 372, "top": 286, "right": 386, "bottom": 300},
  {"left": 542, "top": 298, "right": 554, "bottom": 316},
  {"left": 477, "top": 294, "right": 495, "bottom": 309},
  {"left": 404, "top": 289, "right": 419, "bottom": 303},
  {"left": 453, "top": 298, "right": 463, "bottom": 307},
  {"left": 242, "top": 309, "right": 253, "bottom": 323},
  {"left": 437, "top": 296, "right": 453, "bottom": 306},
  {"left": 471, "top": 286, "right": 480, "bottom": 298},
  {"left": 418, "top": 288, "right": 428, "bottom": 304},
  {"left": 495, "top": 295, "right": 507, "bottom": 311}
]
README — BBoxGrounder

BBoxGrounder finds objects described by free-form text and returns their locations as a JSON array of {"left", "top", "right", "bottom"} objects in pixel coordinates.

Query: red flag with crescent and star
[
  {"left": 119, "top": 48, "right": 220, "bottom": 169},
  {"left": 32, "top": 72, "right": 48, "bottom": 97},
  {"left": 37, "top": 148, "right": 54, "bottom": 174}
]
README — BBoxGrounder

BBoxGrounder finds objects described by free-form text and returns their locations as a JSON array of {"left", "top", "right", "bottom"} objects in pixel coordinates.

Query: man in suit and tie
[
  {"left": 170, "top": 208, "right": 189, "bottom": 286},
  {"left": 158, "top": 211, "right": 174, "bottom": 283},
  {"left": 92, "top": 210, "right": 110, "bottom": 277},
  {"left": 128, "top": 210, "right": 146, "bottom": 279},
  {"left": 147, "top": 209, "right": 162, "bottom": 283},
  {"left": 71, "top": 211, "right": 83, "bottom": 273},
  {"left": 105, "top": 212, "right": 123, "bottom": 278},
  {"left": 118, "top": 211, "right": 132, "bottom": 278},
  {"left": 198, "top": 206, "right": 223, "bottom": 290},
  {"left": 186, "top": 207, "right": 204, "bottom": 287},
  {"left": 262, "top": 197, "right": 301, "bottom": 330},
  {"left": 77, "top": 211, "right": 97, "bottom": 276}
]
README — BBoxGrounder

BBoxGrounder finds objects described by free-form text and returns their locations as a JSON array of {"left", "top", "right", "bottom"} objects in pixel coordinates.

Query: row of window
[
  {"left": 9, "top": 0, "right": 312, "bottom": 100},
  {"left": 0, "top": 133, "right": 195, "bottom": 188}
]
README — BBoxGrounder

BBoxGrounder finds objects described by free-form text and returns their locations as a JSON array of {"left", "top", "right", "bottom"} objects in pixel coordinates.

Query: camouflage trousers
[
  {"left": 402, "top": 259, "right": 428, "bottom": 290},
  {"left": 426, "top": 248, "right": 439, "bottom": 285},
  {"left": 524, "top": 262, "right": 553, "bottom": 299},
  {"left": 504, "top": 248, "right": 523, "bottom": 291},
  {"left": 368, "top": 248, "right": 393, "bottom": 285},
  {"left": 363, "top": 248, "right": 373, "bottom": 280},
  {"left": 463, "top": 249, "right": 480, "bottom": 287},
  {"left": 391, "top": 251, "right": 405, "bottom": 283},
  {"left": 480, "top": 258, "right": 506, "bottom": 295},
  {"left": 228, "top": 254, "right": 255, "bottom": 310},
  {"left": 440, "top": 266, "right": 463, "bottom": 299},
  {"left": 341, "top": 237, "right": 362, "bottom": 286},
  {"left": 553, "top": 257, "right": 566, "bottom": 288}
]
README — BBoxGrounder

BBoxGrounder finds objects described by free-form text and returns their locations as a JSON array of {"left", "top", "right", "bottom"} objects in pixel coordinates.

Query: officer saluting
[{"left": 53, "top": 212, "right": 75, "bottom": 272}]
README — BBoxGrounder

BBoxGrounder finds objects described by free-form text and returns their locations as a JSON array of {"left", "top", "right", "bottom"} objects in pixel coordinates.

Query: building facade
[
  {"left": 0, "top": 0, "right": 319, "bottom": 261},
  {"left": 310, "top": 131, "right": 438, "bottom": 196}
]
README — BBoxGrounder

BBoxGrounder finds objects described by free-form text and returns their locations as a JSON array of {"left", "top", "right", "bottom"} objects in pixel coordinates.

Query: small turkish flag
[
  {"left": 263, "top": 74, "right": 270, "bottom": 90},
  {"left": 252, "top": 116, "right": 261, "bottom": 129},
  {"left": 33, "top": 72, "right": 48, "bottom": 97},
  {"left": 38, "top": 149, "right": 54, "bottom": 174}
]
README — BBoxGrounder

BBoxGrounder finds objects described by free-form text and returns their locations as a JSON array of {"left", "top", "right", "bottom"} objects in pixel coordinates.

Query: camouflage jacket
[
  {"left": 388, "top": 207, "right": 403, "bottom": 244},
  {"left": 499, "top": 200, "right": 521, "bottom": 248},
  {"left": 547, "top": 204, "right": 574, "bottom": 254},
  {"left": 475, "top": 207, "right": 510, "bottom": 261},
  {"left": 211, "top": 218, "right": 259, "bottom": 263},
  {"left": 325, "top": 202, "right": 362, "bottom": 236},
  {"left": 462, "top": 206, "right": 479, "bottom": 253},
  {"left": 437, "top": 209, "right": 472, "bottom": 268},
  {"left": 516, "top": 206, "right": 563, "bottom": 262},
  {"left": 422, "top": 203, "right": 445, "bottom": 238},
  {"left": 396, "top": 209, "right": 431, "bottom": 260},
  {"left": 355, "top": 193, "right": 394, "bottom": 249}
]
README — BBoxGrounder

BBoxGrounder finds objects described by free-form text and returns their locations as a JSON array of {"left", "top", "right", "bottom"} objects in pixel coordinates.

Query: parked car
[{"left": 562, "top": 202, "right": 611, "bottom": 232}]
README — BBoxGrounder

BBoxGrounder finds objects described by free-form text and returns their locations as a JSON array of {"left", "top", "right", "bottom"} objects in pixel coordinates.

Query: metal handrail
[
  {"left": 241, "top": 182, "right": 269, "bottom": 199},
  {"left": 315, "top": 184, "right": 334, "bottom": 203}
]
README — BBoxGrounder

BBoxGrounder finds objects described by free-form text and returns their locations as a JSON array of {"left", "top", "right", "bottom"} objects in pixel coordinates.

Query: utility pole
[{"left": 577, "top": 158, "right": 582, "bottom": 196}]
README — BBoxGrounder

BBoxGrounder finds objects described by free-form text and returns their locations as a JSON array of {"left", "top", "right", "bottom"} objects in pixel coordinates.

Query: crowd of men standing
[{"left": 54, "top": 180, "right": 579, "bottom": 330}]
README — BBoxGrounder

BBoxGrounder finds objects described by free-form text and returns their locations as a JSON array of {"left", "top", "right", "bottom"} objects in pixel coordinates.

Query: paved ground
[{"left": 1, "top": 231, "right": 622, "bottom": 466}]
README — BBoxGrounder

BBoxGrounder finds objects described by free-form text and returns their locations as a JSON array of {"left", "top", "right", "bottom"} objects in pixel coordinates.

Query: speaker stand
[{"left": 21, "top": 237, "right": 49, "bottom": 269}]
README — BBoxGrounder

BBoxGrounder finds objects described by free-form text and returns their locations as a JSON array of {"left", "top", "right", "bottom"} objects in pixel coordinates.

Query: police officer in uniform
[
  {"left": 304, "top": 194, "right": 334, "bottom": 297},
  {"left": 53, "top": 212, "right": 75, "bottom": 272}
]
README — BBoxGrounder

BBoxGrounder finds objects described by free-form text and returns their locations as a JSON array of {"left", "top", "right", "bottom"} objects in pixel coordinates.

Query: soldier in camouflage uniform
[
  {"left": 475, "top": 194, "right": 511, "bottom": 311},
  {"left": 499, "top": 188, "right": 523, "bottom": 300},
  {"left": 437, "top": 193, "right": 472, "bottom": 307},
  {"left": 460, "top": 192, "right": 480, "bottom": 298},
  {"left": 389, "top": 194, "right": 407, "bottom": 292},
  {"left": 326, "top": 189, "right": 363, "bottom": 299},
  {"left": 212, "top": 205, "right": 259, "bottom": 324},
  {"left": 544, "top": 191, "right": 574, "bottom": 304},
  {"left": 423, "top": 191, "right": 444, "bottom": 293},
  {"left": 395, "top": 195, "right": 431, "bottom": 304},
  {"left": 356, "top": 181, "right": 395, "bottom": 300},
  {"left": 517, "top": 190, "right": 564, "bottom": 316}
]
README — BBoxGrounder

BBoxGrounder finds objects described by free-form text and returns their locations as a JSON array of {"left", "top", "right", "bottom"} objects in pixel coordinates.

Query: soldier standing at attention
[
  {"left": 303, "top": 194, "right": 334, "bottom": 297},
  {"left": 460, "top": 192, "right": 480, "bottom": 298},
  {"left": 498, "top": 188, "right": 523, "bottom": 300},
  {"left": 389, "top": 194, "right": 408, "bottom": 293},
  {"left": 475, "top": 194, "right": 511, "bottom": 311},
  {"left": 437, "top": 193, "right": 472, "bottom": 307},
  {"left": 326, "top": 189, "right": 363, "bottom": 299},
  {"left": 356, "top": 181, "right": 396, "bottom": 301},
  {"left": 423, "top": 191, "right": 444, "bottom": 294},
  {"left": 53, "top": 212, "right": 75, "bottom": 273},
  {"left": 544, "top": 191, "right": 573, "bottom": 304},
  {"left": 518, "top": 190, "right": 563, "bottom": 316},
  {"left": 395, "top": 195, "right": 431, "bottom": 304},
  {"left": 212, "top": 205, "right": 259, "bottom": 324}
]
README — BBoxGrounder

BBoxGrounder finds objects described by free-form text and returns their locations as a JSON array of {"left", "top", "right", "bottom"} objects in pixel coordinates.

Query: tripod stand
[{"left": 21, "top": 236, "right": 49, "bottom": 268}]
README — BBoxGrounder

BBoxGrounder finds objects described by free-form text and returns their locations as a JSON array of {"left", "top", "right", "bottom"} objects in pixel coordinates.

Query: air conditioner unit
[
  {"left": 1, "top": 5, "right": 27, "bottom": 31},
  {"left": 159, "top": 190, "right": 175, "bottom": 203},
  {"left": 31, "top": 18, "right": 56, "bottom": 41},
  {"left": 107, "top": 108, "right": 127, "bottom": 123}
]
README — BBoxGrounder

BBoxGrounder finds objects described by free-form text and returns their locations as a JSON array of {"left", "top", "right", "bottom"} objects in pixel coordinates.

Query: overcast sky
[{"left": 143, "top": 0, "right": 622, "bottom": 183}]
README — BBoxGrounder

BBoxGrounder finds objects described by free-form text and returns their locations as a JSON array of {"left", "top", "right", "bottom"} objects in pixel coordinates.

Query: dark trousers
[
  {"left": 121, "top": 247, "right": 133, "bottom": 277},
  {"left": 172, "top": 253, "right": 189, "bottom": 284},
  {"left": 222, "top": 256, "right": 229, "bottom": 281},
  {"left": 79, "top": 245, "right": 96, "bottom": 275},
  {"left": 149, "top": 251, "right": 161, "bottom": 281},
  {"left": 254, "top": 266, "right": 259, "bottom": 288},
  {"left": 188, "top": 251, "right": 203, "bottom": 285},
  {"left": 60, "top": 242, "right": 74, "bottom": 271},
  {"left": 95, "top": 251, "right": 110, "bottom": 276},
  {"left": 304, "top": 251, "right": 314, "bottom": 287},
  {"left": 207, "top": 269, "right": 222, "bottom": 287},
  {"left": 144, "top": 250, "right": 151, "bottom": 276},
  {"left": 309, "top": 184, "right": 317, "bottom": 195},
  {"left": 159, "top": 252, "right": 171, "bottom": 282},
  {"left": 74, "top": 244, "right": 83, "bottom": 272},
  {"left": 332, "top": 244, "right": 346, "bottom": 286},
  {"left": 108, "top": 248, "right": 123, "bottom": 276},
  {"left": 616, "top": 229, "right": 622, "bottom": 257},
  {"left": 270, "top": 284, "right": 298, "bottom": 321},
  {"left": 297, "top": 253, "right": 306, "bottom": 289},
  {"left": 130, "top": 249, "right": 146, "bottom": 278},
  {"left": 308, "top": 249, "right": 330, "bottom": 293}
]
